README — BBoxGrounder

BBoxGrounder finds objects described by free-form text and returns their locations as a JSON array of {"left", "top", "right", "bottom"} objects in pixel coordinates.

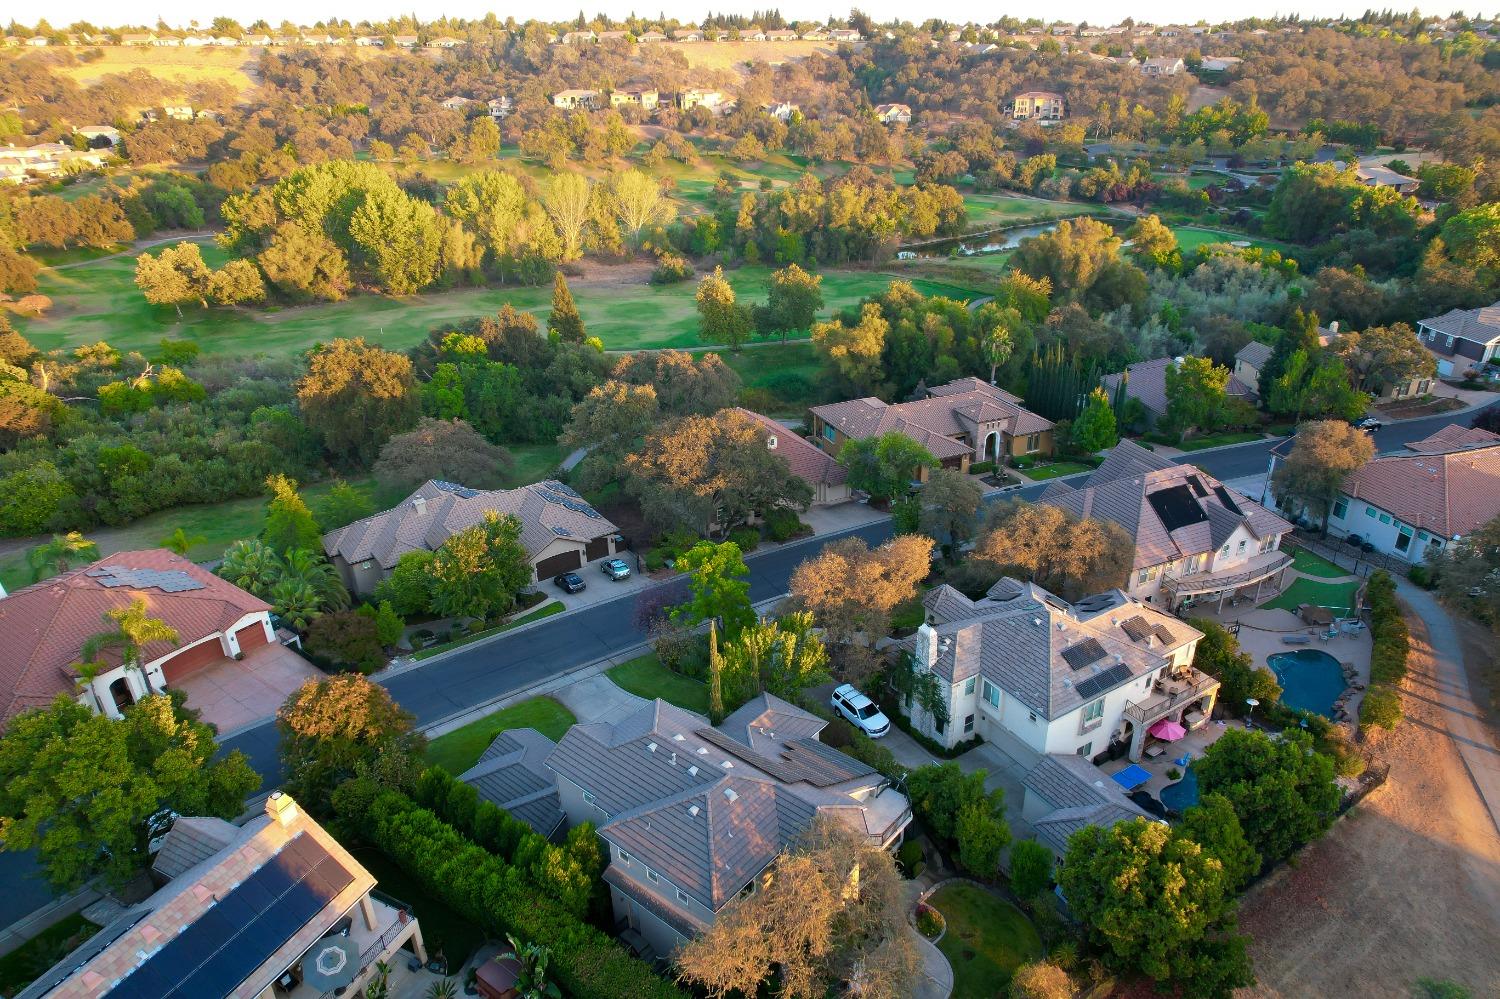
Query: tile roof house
[
  {"left": 1140, "top": 56, "right": 1186, "bottom": 76},
  {"left": 1101, "top": 356, "right": 1256, "bottom": 427},
  {"left": 551, "top": 89, "right": 601, "bottom": 109},
  {"left": 458, "top": 728, "right": 566, "bottom": 838},
  {"left": 736, "top": 409, "right": 850, "bottom": 505},
  {"left": 18, "top": 794, "right": 426, "bottom": 999},
  {"left": 873, "top": 103, "right": 912, "bottom": 124},
  {"left": 0, "top": 550, "right": 274, "bottom": 729},
  {"left": 1040, "top": 440, "right": 1295, "bottom": 609},
  {"left": 1307, "top": 424, "right": 1500, "bottom": 563},
  {"left": 1232, "top": 340, "right": 1275, "bottom": 394},
  {"left": 1356, "top": 163, "right": 1419, "bottom": 195},
  {"left": 1022, "top": 752, "right": 1151, "bottom": 860},
  {"left": 324, "top": 479, "right": 619, "bottom": 593},
  {"left": 891, "top": 576, "right": 1212, "bottom": 763},
  {"left": 1415, "top": 302, "right": 1500, "bottom": 378},
  {"left": 810, "top": 377, "right": 1055, "bottom": 479},
  {"left": 545, "top": 695, "right": 911, "bottom": 960},
  {"left": 1010, "top": 90, "right": 1067, "bottom": 121}
]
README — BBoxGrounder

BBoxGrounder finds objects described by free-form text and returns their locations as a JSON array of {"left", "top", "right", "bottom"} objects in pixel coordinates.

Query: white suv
[{"left": 831, "top": 683, "right": 891, "bottom": 738}]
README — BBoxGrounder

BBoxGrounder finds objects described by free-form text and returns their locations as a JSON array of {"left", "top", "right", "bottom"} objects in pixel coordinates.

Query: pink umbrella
[{"left": 1149, "top": 719, "right": 1187, "bottom": 741}]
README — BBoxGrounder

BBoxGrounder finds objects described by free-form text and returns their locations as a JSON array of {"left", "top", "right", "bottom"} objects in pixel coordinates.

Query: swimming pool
[
  {"left": 1266, "top": 648, "right": 1346, "bottom": 718},
  {"left": 1160, "top": 765, "right": 1199, "bottom": 813}
]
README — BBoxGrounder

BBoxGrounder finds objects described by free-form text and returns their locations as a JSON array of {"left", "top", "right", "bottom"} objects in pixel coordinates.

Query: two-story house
[
  {"left": 1010, "top": 91, "right": 1067, "bottom": 121},
  {"left": 809, "top": 377, "right": 1055, "bottom": 479},
  {"left": 611, "top": 86, "right": 660, "bottom": 111},
  {"left": 1040, "top": 440, "right": 1295, "bottom": 611},
  {"left": 551, "top": 89, "right": 601, "bottom": 110},
  {"left": 1100, "top": 356, "right": 1257, "bottom": 429},
  {"left": 1140, "top": 56, "right": 1186, "bottom": 76},
  {"left": 873, "top": 103, "right": 912, "bottom": 124},
  {"left": 1416, "top": 302, "right": 1500, "bottom": 378},
  {"left": 893, "top": 577, "right": 1214, "bottom": 765},
  {"left": 545, "top": 696, "right": 912, "bottom": 961}
]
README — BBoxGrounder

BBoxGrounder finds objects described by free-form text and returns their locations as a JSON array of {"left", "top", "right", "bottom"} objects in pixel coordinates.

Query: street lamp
[{"left": 1245, "top": 697, "right": 1259, "bottom": 729}]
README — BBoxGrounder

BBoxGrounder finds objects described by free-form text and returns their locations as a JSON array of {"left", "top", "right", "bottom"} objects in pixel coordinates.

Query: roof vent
[
  {"left": 721, "top": 760, "right": 734, "bottom": 769},
  {"left": 688, "top": 805, "right": 701, "bottom": 817},
  {"left": 669, "top": 752, "right": 677, "bottom": 766},
  {"left": 1033, "top": 617, "right": 1043, "bottom": 627},
  {"left": 1115, "top": 653, "right": 1123, "bottom": 664},
  {"left": 1056, "top": 620, "right": 1065, "bottom": 631},
  {"left": 697, "top": 747, "right": 708, "bottom": 755},
  {"left": 688, "top": 766, "right": 699, "bottom": 776},
  {"left": 646, "top": 742, "right": 658, "bottom": 753},
  {"left": 724, "top": 788, "right": 739, "bottom": 802},
  {"left": 1062, "top": 678, "right": 1071, "bottom": 688},
  {"left": 673, "top": 733, "right": 685, "bottom": 741}
]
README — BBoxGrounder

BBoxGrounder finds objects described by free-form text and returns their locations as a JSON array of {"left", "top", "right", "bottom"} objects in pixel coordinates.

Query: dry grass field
[
  {"left": 43, "top": 47, "right": 265, "bottom": 98},
  {"left": 665, "top": 39, "right": 834, "bottom": 75}
]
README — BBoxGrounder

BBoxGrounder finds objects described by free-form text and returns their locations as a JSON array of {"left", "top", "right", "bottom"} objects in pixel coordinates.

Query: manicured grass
[
  {"left": 962, "top": 194, "right": 1112, "bottom": 230},
  {"left": 1263, "top": 577, "right": 1361, "bottom": 616},
  {"left": 705, "top": 340, "right": 829, "bottom": 414},
  {"left": 1289, "top": 548, "right": 1352, "bottom": 580},
  {"left": 423, "top": 695, "right": 577, "bottom": 775},
  {"left": 0, "top": 913, "right": 100, "bottom": 996},
  {"left": 1176, "top": 431, "right": 1264, "bottom": 451},
  {"left": 411, "top": 601, "right": 566, "bottom": 661},
  {"left": 1018, "top": 461, "right": 1092, "bottom": 481},
  {"left": 928, "top": 883, "right": 1042, "bottom": 999},
  {"left": 351, "top": 847, "right": 486, "bottom": 971},
  {"left": 607, "top": 652, "right": 710, "bottom": 714},
  {"left": 1171, "top": 226, "right": 1300, "bottom": 258}
]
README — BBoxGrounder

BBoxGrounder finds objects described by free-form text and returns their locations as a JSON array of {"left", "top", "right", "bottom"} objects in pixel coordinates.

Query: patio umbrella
[
  {"left": 1149, "top": 719, "right": 1187, "bottom": 741},
  {"left": 300, "top": 935, "right": 360, "bottom": 993}
]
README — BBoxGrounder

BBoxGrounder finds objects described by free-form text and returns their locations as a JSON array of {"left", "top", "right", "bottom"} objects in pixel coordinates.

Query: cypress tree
[
  {"left": 708, "top": 619, "right": 724, "bottom": 724},
  {"left": 548, "top": 272, "right": 586, "bottom": 343}
]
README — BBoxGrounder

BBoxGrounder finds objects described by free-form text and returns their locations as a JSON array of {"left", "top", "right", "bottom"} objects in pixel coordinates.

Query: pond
[
  {"left": 910, "top": 218, "right": 1123, "bottom": 258},
  {"left": 1267, "top": 648, "right": 1347, "bottom": 718}
]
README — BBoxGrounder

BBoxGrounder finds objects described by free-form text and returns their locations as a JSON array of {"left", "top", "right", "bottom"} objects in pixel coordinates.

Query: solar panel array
[
  {"left": 431, "top": 480, "right": 482, "bottom": 498},
  {"left": 1061, "top": 638, "right": 1108, "bottom": 672},
  {"left": 693, "top": 728, "right": 860, "bottom": 788},
  {"left": 110, "top": 833, "right": 355, "bottom": 999},
  {"left": 86, "top": 567, "right": 205, "bottom": 593},
  {"left": 1120, "top": 615, "right": 1174, "bottom": 646},
  {"left": 1073, "top": 662, "right": 1134, "bottom": 701},
  {"left": 539, "top": 485, "right": 603, "bottom": 519}
]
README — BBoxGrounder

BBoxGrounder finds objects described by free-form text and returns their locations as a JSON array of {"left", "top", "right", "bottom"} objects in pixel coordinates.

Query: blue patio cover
[{"left": 1111, "top": 764, "right": 1152, "bottom": 791}]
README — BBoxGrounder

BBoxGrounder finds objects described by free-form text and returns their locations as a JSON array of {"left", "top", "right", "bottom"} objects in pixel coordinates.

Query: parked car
[
  {"left": 600, "top": 557, "right": 631, "bottom": 581},
  {"left": 831, "top": 683, "right": 891, "bottom": 738},
  {"left": 553, "top": 572, "right": 586, "bottom": 594},
  {"left": 1354, "top": 416, "right": 1383, "bottom": 432}
]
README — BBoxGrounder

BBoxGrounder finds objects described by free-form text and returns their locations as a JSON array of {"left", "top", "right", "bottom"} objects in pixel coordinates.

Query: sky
[{"left": 32, "top": 0, "right": 1396, "bottom": 30}]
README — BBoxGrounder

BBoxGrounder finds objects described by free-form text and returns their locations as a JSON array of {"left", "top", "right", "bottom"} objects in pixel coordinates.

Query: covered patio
[{"left": 1163, "top": 549, "right": 1294, "bottom": 614}]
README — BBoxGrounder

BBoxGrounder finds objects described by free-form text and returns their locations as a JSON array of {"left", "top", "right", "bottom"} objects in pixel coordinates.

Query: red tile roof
[
  {"left": 0, "top": 550, "right": 270, "bottom": 725},
  {"left": 1342, "top": 433, "right": 1500, "bottom": 539},
  {"left": 736, "top": 409, "right": 847, "bottom": 487},
  {"left": 810, "top": 378, "right": 1052, "bottom": 460},
  {"left": 1404, "top": 424, "right": 1499, "bottom": 453}
]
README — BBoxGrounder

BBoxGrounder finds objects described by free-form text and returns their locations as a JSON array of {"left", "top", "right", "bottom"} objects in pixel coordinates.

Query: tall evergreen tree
[
  {"left": 708, "top": 619, "right": 724, "bottom": 723},
  {"left": 548, "top": 272, "right": 586, "bottom": 343},
  {"left": 261, "top": 474, "right": 322, "bottom": 555}
]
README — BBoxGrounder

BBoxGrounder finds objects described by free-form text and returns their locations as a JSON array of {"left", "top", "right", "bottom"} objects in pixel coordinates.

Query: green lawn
[
  {"left": 423, "top": 695, "right": 577, "bottom": 775},
  {"left": 607, "top": 652, "right": 711, "bottom": 714},
  {"left": 1289, "top": 548, "right": 1352, "bottom": 580},
  {"left": 961, "top": 194, "right": 1112, "bottom": 230},
  {"left": 1176, "top": 431, "right": 1265, "bottom": 451},
  {"left": 0, "top": 913, "right": 100, "bottom": 997},
  {"left": 1171, "top": 226, "right": 1300, "bottom": 258},
  {"left": 928, "top": 883, "right": 1042, "bottom": 999},
  {"left": 352, "top": 847, "right": 486, "bottom": 971},
  {"left": 1263, "top": 577, "right": 1361, "bottom": 616},
  {"left": 411, "top": 601, "right": 565, "bottom": 660},
  {"left": 1018, "top": 461, "right": 1092, "bottom": 481},
  {"left": 705, "top": 340, "right": 828, "bottom": 415}
]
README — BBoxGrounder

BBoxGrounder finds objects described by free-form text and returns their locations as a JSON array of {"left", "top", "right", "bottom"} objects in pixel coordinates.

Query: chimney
[
  {"left": 1329, "top": 320, "right": 1340, "bottom": 334},
  {"left": 917, "top": 621, "right": 939, "bottom": 669},
  {"left": 412, "top": 495, "right": 426, "bottom": 515},
  {"left": 265, "top": 791, "right": 299, "bottom": 827}
]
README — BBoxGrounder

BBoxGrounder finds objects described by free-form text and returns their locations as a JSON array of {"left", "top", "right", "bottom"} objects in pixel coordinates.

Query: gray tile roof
[
  {"left": 1024, "top": 753, "right": 1151, "bottom": 856},
  {"left": 1234, "top": 340, "right": 1274, "bottom": 370},
  {"left": 150, "top": 817, "right": 238, "bottom": 881},
  {"left": 1418, "top": 303, "right": 1500, "bottom": 345},
  {"left": 719, "top": 692, "right": 828, "bottom": 754},
  {"left": 323, "top": 479, "right": 616, "bottom": 570},
  {"left": 1100, "top": 357, "right": 1256, "bottom": 418},
  {"left": 459, "top": 729, "right": 566, "bottom": 837}
]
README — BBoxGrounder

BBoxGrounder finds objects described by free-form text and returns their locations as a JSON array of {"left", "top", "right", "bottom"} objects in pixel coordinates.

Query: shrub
[
  {"left": 1406, "top": 564, "right": 1435, "bottom": 589},
  {"left": 915, "top": 902, "right": 942, "bottom": 937},
  {"left": 650, "top": 253, "right": 693, "bottom": 285},
  {"left": 728, "top": 526, "right": 761, "bottom": 552},
  {"left": 764, "top": 506, "right": 808, "bottom": 542},
  {"left": 968, "top": 460, "right": 996, "bottom": 475},
  {"left": 1365, "top": 571, "right": 1410, "bottom": 689},
  {"left": 1358, "top": 685, "right": 1403, "bottom": 732},
  {"left": 1010, "top": 960, "right": 1075, "bottom": 999},
  {"left": 1007, "top": 838, "right": 1054, "bottom": 901},
  {"left": 896, "top": 840, "right": 924, "bottom": 877},
  {"left": 305, "top": 611, "right": 387, "bottom": 674}
]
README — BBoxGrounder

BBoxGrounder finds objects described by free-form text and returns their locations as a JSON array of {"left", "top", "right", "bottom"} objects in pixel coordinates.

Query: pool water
[
  {"left": 1266, "top": 648, "right": 1346, "bottom": 718},
  {"left": 1160, "top": 765, "right": 1199, "bottom": 813}
]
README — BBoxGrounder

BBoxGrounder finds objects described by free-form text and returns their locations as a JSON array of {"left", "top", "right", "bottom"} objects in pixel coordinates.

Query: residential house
[
  {"left": 1100, "top": 356, "right": 1256, "bottom": 428},
  {"left": 545, "top": 695, "right": 912, "bottom": 960},
  {"left": 1140, "top": 56, "right": 1186, "bottom": 76},
  {"left": 560, "top": 30, "right": 597, "bottom": 45},
  {"left": 458, "top": 729, "right": 567, "bottom": 838},
  {"left": 487, "top": 96, "right": 514, "bottom": 119},
  {"left": 598, "top": 30, "right": 629, "bottom": 42},
  {"left": 678, "top": 89, "right": 727, "bottom": 112},
  {"left": 0, "top": 549, "right": 275, "bottom": 729},
  {"left": 392, "top": 34, "right": 419, "bottom": 47},
  {"left": 763, "top": 28, "right": 800, "bottom": 40},
  {"left": 741, "top": 29, "right": 768, "bottom": 41},
  {"left": 1040, "top": 440, "right": 1295, "bottom": 609},
  {"left": 801, "top": 28, "right": 830, "bottom": 41},
  {"left": 179, "top": 34, "right": 211, "bottom": 46},
  {"left": 121, "top": 32, "right": 156, "bottom": 45},
  {"left": 892, "top": 576, "right": 1213, "bottom": 763},
  {"left": 611, "top": 86, "right": 660, "bottom": 111},
  {"left": 1415, "top": 302, "right": 1500, "bottom": 378},
  {"left": 761, "top": 101, "right": 799, "bottom": 120},
  {"left": 354, "top": 35, "right": 383, "bottom": 46},
  {"left": 322, "top": 478, "right": 620, "bottom": 594},
  {"left": 1356, "top": 163, "right": 1419, "bottom": 195},
  {"left": 671, "top": 28, "right": 704, "bottom": 42},
  {"left": 1200, "top": 55, "right": 1243, "bottom": 72},
  {"left": 427, "top": 36, "right": 463, "bottom": 49},
  {"left": 73, "top": 125, "right": 121, "bottom": 147},
  {"left": 17, "top": 793, "right": 425, "bottom": 999},
  {"left": 552, "top": 89, "right": 602, "bottom": 110},
  {"left": 0, "top": 142, "right": 110, "bottom": 184},
  {"left": 242, "top": 33, "right": 273, "bottom": 46},
  {"left": 162, "top": 105, "right": 195, "bottom": 121},
  {"left": 736, "top": 408, "right": 851, "bottom": 506},
  {"left": 1231, "top": 340, "right": 1275, "bottom": 394},
  {"left": 638, "top": 30, "right": 669, "bottom": 42},
  {"left": 809, "top": 377, "right": 1055, "bottom": 478},
  {"left": 440, "top": 95, "right": 473, "bottom": 112},
  {"left": 829, "top": 28, "right": 862, "bottom": 41},
  {"left": 873, "top": 103, "right": 913, "bottom": 124},
  {"left": 1010, "top": 90, "right": 1067, "bottom": 121},
  {"left": 1051, "top": 24, "right": 1078, "bottom": 35},
  {"left": 1022, "top": 753, "right": 1152, "bottom": 862},
  {"left": 1287, "top": 425, "right": 1500, "bottom": 563},
  {"left": 26, "top": 36, "right": 49, "bottom": 47}
]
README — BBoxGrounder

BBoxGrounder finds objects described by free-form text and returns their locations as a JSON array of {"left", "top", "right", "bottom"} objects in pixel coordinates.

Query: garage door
[
  {"left": 585, "top": 536, "right": 611, "bottom": 561},
  {"left": 235, "top": 621, "right": 270, "bottom": 652},
  {"left": 535, "top": 550, "right": 583, "bottom": 579},
  {"left": 160, "top": 638, "right": 226, "bottom": 684}
]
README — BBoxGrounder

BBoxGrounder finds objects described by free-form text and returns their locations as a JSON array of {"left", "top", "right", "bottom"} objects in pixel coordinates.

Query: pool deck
[{"left": 1100, "top": 717, "right": 1241, "bottom": 804}]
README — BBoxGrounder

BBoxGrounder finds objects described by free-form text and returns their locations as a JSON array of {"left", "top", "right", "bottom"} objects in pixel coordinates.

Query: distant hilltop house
[
  {"left": 671, "top": 28, "right": 704, "bottom": 42},
  {"left": 611, "top": 86, "right": 660, "bottom": 111},
  {"left": 426, "top": 36, "right": 463, "bottom": 49},
  {"left": 487, "top": 96, "right": 515, "bottom": 119},
  {"left": 440, "top": 95, "right": 472, "bottom": 112},
  {"left": 597, "top": 30, "right": 629, "bottom": 42},
  {"left": 73, "top": 125, "right": 121, "bottom": 147},
  {"left": 1200, "top": 55, "right": 1244, "bottom": 72},
  {"left": 0, "top": 142, "right": 111, "bottom": 184},
  {"left": 637, "top": 30, "right": 669, "bottom": 43},
  {"left": 560, "top": 30, "right": 597, "bottom": 45},
  {"left": 120, "top": 32, "right": 156, "bottom": 45},
  {"left": 678, "top": 89, "right": 727, "bottom": 112},
  {"left": 810, "top": 376, "right": 1055, "bottom": 478},
  {"left": 391, "top": 34, "right": 419, "bottom": 47},
  {"left": 761, "top": 101, "right": 799, "bottom": 120},
  {"left": 1356, "top": 163, "right": 1420, "bottom": 195},
  {"left": 321, "top": 478, "right": 621, "bottom": 594},
  {"left": 873, "top": 102, "right": 912, "bottom": 124},
  {"left": 763, "top": 28, "right": 800, "bottom": 40},
  {"left": 828, "top": 28, "right": 862, "bottom": 41},
  {"left": 1010, "top": 90, "right": 1066, "bottom": 121},
  {"left": 552, "top": 88, "right": 602, "bottom": 110},
  {"left": 1416, "top": 301, "right": 1500, "bottom": 378},
  {"left": 1100, "top": 356, "right": 1256, "bottom": 428},
  {"left": 1140, "top": 56, "right": 1186, "bottom": 76}
]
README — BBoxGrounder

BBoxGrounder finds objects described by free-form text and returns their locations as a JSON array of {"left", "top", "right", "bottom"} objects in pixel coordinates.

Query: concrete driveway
[{"left": 173, "top": 643, "right": 322, "bottom": 734}]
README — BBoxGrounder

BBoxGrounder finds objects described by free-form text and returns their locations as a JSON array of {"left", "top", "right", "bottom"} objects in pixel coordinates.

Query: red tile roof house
[
  {"left": 735, "top": 408, "right": 849, "bottom": 505},
  {"left": 322, "top": 479, "right": 620, "bottom": 596},
  {"left": 1307, "top": 424, "right": 1500, "bottom": 563},
  {"left": 0, "top": 550, "right": 274, "bottom": 729},
  {"left": 808, "top": 377, "right": 1055, "bottom": 481}
]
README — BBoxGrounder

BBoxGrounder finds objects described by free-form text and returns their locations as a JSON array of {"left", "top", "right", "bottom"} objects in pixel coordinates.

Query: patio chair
[{"left": 1173, "top": 753, "right": 1191, "bottom": 768}]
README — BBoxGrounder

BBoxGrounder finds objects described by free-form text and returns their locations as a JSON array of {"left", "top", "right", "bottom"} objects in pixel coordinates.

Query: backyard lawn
[
  {"left": 705, "top": 340, "right": 829, "bottom": 414},
  {"left": 1289, "top": 548, "right": 1351, "bottom": 580},
  {"left": 0, "top": 913, "right": 100, "bottom": 997},
  {"left": 607, "top": 653, "right": 710, "bottom": 714},
  {"left": 1263, "top": 577, "right": 1361, "bottom": 616},
  {"left": 1176, "top": 431, "right": 1265, "bottom": 451},
  {"left": 1171, "top": 226, "right": 1301, "bottom": 258},
  {"left": 928, "top": 882, "right": 1043, "bottom": 999},
  {"left": 422, "top": 696, "right": 577, "bottom": 775}
]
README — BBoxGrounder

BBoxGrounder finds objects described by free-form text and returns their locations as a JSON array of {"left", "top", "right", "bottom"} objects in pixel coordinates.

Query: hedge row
[
  {"left": 1360, "top": 571, "right": 1407, "bottom": 732},
  {"left": 333, "top": 780, "right": 684, "bottom": 999}
]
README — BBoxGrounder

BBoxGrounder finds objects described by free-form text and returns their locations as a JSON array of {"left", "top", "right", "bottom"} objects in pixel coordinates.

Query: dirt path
[
  {"left": 43, "top": 231, "right": 217, "bottom": 270},
  {"left": 1237, "top": 602, "right": 1500, "bottom": 998}
]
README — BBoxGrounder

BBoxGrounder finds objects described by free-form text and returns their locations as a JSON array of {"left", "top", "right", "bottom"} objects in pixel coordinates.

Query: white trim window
[
  {"left": 1079, "top": 697, "right": 1105, "bottom": 732},
  {"left": 982, "top": 679, "right": 1000, "bottom": 709}
]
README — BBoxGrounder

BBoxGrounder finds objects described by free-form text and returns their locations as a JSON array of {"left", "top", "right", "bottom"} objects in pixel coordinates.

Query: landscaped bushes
[
  {"left": 332, "top": 781, "right": 682, "bottom": 999},
  {"left": 1361, "top": 570, "right": 1408, "bottom": 732}
]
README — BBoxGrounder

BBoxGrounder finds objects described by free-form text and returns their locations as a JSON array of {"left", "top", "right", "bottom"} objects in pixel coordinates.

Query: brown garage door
[
  {"left": 235, "top": 621, "right": 270, "bottom": 652},
  {"left": 585, "top": 536, "right": 611, "bottom": 561},
  {"left": 160, "top": 637, "right": 226, "bottom": 684},
  {"left": 535, "top": 549, "right": 583, "bottom": 579}
]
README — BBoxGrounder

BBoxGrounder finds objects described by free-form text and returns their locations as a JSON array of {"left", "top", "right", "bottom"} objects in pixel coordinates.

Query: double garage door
[
  {"left": 159, "top": 623, "right": 269, "bottom": 684},
  {"left": 535, "top": 549, "right": 583, "bottom": 580}
]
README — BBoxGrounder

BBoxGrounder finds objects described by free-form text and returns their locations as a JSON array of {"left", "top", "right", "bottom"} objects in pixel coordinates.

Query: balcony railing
[
  {"left": 1161, "top": 550, "right": 1292, "bottom": 598},
  {"left": 1124, "top": 671, "right": 1221, "bottom": 725}
]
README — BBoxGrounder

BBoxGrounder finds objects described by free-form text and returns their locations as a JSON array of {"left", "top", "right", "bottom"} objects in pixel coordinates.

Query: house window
[
  {"left": 677, "top": 889, "right": 691, "bottom": 904},
  {"left": 1237, "top": 540, "right": 1247, "bottom": 556},
  {"left": 1366, "top": 506, "right": 1376, "bottom": 518},
  {"left": 982, "top": 680, "right": 1000, "bottom": 708},
  {"left": 1333, "top": 499, "right": 1348, "bottom": 520},
  {"left": 935, "top": 717, "right": 946, "bottom": 734},
  {"left": 1395, "top": 526, "right": 1413, "bottom": 552},
  {"left": 767, "top": 435, "right": 777, "bottom": 449},
  {"left": 583, "top": 791, "right": 596, "bottom": 804},
  {"left": 618, "top": 850, "right": 632, "bottom": 866},
  {"left": 1077, "top": 742, "right": 1093, "bottom": 757},
  {"left": 1379, "top": 513, "right": 1392, "bottom": 525},
  {"left": 647, "top": 868, "right": 660, "bottom": 883},
  {"left": 964, "top": 714, "right": 975, "bottom": 734},
  {"left": 1220, "top": 545, "right": 1230, "bottom": 557},
  {"left": 823, "top": 424, "right": 837, "bottom": 443},
  {"left": 1025, "top": 433, "right": 1041, "bottom": 453},
  {"left": 964, "top": 677, "right": 976, "bottom": 695},
  {"left": 1080, "top": 697, "right": 1105, "bottom": 731},
  {"left": 1138, "top": 569, "right": 1150, "bottom": 584}
]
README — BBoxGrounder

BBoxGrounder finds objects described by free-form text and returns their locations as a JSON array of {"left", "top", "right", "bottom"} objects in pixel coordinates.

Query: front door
[{"left": 109, "top": 677, "right": 134, "bottom": 714}]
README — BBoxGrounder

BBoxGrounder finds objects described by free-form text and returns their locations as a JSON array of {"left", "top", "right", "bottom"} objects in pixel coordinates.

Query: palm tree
[
  {"left": 27, "top": 532, "right": 100, "bottom": 582},
  {"left": 277, "top": 548, "right": 350, "bottom": 612},
  {"left": 498, "top": 935, "right": 560, "bottom": 999},
  {"left": 159, "top": 527, "right": 206, "bottom": 557},
  {"left": 81, "top": 598, "right": 180, "bottom": 675},
  {"left": 217, "top": 539, "right": 282, "bottom": 597},
  {"left": 268, "top": 577, "right": 322, "bottom": 631}
]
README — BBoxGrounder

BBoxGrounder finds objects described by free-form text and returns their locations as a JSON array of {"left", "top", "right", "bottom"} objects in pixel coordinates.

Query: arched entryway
[
  {"left": 984, "top": 432, "right": 999, "bottom": 461},
  {"left": 108, "top": 676, "right": 135, "bottom": 714}
]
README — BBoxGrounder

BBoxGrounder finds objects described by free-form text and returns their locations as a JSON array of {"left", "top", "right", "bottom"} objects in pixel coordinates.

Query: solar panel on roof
[
  {"left": 1212, "top": 485, "right": 1242, "bottom": 515},
  {"left": 1061, "top": 638, "right": 1108, "bottom": 672},
  {"left": 86, "top": 567, "right": 206, "bottom": 593},
  {"left": 431, "top": 480, "right": 482, "bottom": 498},
  {"left": 1074, "top": 662, "right": 1134, "bottom": 701},
  {"left": 1146, "top": 484, "right": 1209, "bottom": 533},
  {"left": 109, "top": 833, "right": 355, "bottom": 999}
]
